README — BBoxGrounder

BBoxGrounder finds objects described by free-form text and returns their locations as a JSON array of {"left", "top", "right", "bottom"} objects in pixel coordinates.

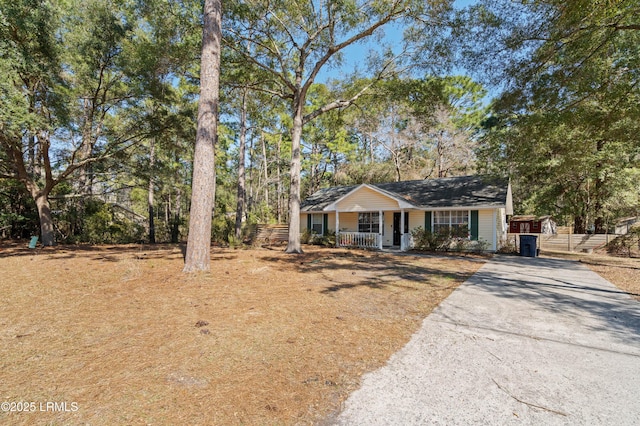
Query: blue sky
[{"left": 317, "top": 0, "right": 478, "bottom": 85}]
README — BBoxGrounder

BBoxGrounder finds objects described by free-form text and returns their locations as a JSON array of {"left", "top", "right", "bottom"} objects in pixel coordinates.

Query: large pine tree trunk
[
  {"left": 10, "top": 133, "right": 55, "bottom": 246},
  {"left": 261, "top": 132, "right": 269, "bottom": 208},
  {"left": 78, "top": 98, "right": 95, "bottom": 198},
  {"left": 276, "top": 134, "right": 283, "bottom": 224},
  {"left": 286, "top": 103, "right": 303, "bottom": 254},
  {"left": 35, "top": 193, "right": 55, "bottom": 246},
  {"left": 593, "top": 140, "right": 607, "bottom": 234},
  {"left": 148, "top": 138, "right": 156, "bottom": 244},
  {"left": 234, "top": 90, "right": 247, "bottom": 240},
  {"left": 183, "top": 0, "right": 221, "bottom": 272}
]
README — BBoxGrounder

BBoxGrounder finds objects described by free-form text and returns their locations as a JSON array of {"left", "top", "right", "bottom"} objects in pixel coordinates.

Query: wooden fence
[
  {"left": 251, "top": 224, "right": 289, "bottom": 245},
  {"left": 508, "top": 233, "right": 619, "bottom": 253}
]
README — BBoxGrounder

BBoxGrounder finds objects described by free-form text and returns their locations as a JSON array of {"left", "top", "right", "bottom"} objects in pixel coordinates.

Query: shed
[{"left": 509, "top": 215, "right": 556, "bottom": 234}]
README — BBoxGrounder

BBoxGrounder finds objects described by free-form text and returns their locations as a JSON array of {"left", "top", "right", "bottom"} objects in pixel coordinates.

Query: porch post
[
  {"left": 379, "top": 209, "right": 383, "bottom": 250},
  {"left": 335, "top": 210, "right": 340, "bottom": 247},
  {"left": 400, "top": 208, "right": 405, "bottom": 250},
  {"left": 492, "top": 209, "right": 497, "bottom": 251}
]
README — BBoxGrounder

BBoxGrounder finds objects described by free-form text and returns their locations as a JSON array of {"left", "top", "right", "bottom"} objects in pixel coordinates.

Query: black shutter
[
  {"left": 323, "top": 214, "right": 328, "bottom": 236},
  {"left": 425, "top": 211, "right": 432, "bottom": 232},
  {"left": 471, "top": 210, "right": 479, "bottom": 240}
]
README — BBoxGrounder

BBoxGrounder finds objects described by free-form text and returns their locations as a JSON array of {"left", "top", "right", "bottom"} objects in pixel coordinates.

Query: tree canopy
[
  {"left": 457, "top": 0, "right": 640, "bottom": 232},
  {"left": 1, "top": 0, "right": 637, "bottom": 253}
]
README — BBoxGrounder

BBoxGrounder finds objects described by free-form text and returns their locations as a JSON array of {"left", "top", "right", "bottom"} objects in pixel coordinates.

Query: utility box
[{"left": 519, "top": 235, "right": 538, "bottom": 257}]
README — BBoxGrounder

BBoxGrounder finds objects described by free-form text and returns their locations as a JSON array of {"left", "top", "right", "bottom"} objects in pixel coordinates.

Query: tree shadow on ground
[
  {"left": 0, "top": 242, "right": 192, "bottom": 262},
  {"left": 258, "top": 248, "right": 478, "bottom": 294}
]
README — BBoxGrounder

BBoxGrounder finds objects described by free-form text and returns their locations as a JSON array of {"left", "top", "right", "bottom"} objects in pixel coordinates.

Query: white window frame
[
  {"left": 358, "top": 212, "right": 380, "bottom": 233},
  {"left": 311, "top": 213, "right": 324, "bottom": 235},
  {"left": 432, "top": 210, "right": 470, "bottom": 238}
]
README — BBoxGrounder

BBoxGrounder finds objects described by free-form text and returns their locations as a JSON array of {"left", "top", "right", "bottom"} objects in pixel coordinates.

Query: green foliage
[
  {"left": 479, "top": 100, "right": 640, "bottom": 231},
  {"left": 0, "top": 182, "right": 38, "bottom": 239},
  {"left": 464, "top": 0, "right": 640, "bottom": 231},
  {"left": 301, "top": 229, "right": 336, "bottom": 247},
  {"left": 334, "top": 162, "right": 397, "bottom": 185},
  {"left": 0, "top": 0, "right": 202, "bottom": 245},
  {"left": 0, "top": 211, "right": 38, "bottom": 239},
  {"left": 411, "top": 227, "right": 448, "bottom": 251},
  {"left": 300, "top": 229, "right": 312, "bottom": 245},
  {"left": 0, "top": 0, "right": 62, "bottom": 125},
  {"left": 211, "top": 214, "right": 234, "bottom": 245},
  {"left": 606, "top": 226, "right": 640, "bottom": 258},
  {"left": 246, "top": 201, "right": 276, "bottom": 226},
  {"left": 81, "top": 199, "right": 145, "bottom": 244},
  {"left": 472, "top": 238, "right": 490, "bottom": 254},
  {"left": 2, "top": 0, "right": 635, "bottom": 255},
  {"left": 411, "top": 226, "right": 486, "bottom": 252},
  {"left": 333, "top": 75, "right": 487, "bottom": 182}
]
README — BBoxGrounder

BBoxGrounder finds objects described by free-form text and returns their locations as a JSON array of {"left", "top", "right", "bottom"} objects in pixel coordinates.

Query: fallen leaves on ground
[{"left": 0, "top": 244, "right": 483, "bottom": 425}]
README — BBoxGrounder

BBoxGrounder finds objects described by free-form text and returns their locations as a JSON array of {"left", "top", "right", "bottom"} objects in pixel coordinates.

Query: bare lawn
[
  {"left": 0, "top": 244, "right": 483, "bottom": 425},
  {"left": 2, "top": 244, "right": 637, "bottom": 425}
]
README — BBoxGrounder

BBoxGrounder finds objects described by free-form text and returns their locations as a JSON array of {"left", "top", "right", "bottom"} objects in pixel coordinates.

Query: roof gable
[{"left": 324, "top": 184, "right": 416, "bottom": 212}]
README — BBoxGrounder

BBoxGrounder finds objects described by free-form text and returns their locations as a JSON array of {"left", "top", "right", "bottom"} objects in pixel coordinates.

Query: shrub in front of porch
[
  {"left": 411, "top": 227, "right": 451, "bottom": 251},
  {"left": 301, "top": 229, "right": 336, "bottom": 247},
  {"left": 411, "top": 227, "right": 489, "bottom": 253}
]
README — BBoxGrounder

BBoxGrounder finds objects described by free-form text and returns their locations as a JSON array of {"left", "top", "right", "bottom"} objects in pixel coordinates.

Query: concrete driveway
[{"left": 333, "top": 255, "right": 640, "bottom": 425}]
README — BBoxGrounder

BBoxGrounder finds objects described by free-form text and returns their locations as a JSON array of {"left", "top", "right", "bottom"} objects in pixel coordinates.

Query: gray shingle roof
[{"left": 301, "top": 175, "right": 510, "bottom": 211}]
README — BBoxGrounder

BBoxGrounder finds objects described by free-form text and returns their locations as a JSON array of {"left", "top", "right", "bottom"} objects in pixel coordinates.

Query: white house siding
[
  {"left": 383, "top": 212, "right": 393, "bottom": 246},
  {"left": 337, "top": 212, "right": 359, "bottom": 233},
  {"left": 380, "top": 210, "right": 423, "bottom": 246},
  {"left": 412, "top": 208, "right": 501, "bottom": 249},
  {"left": 302, "top": 206, "right": 507, "bottom": 251},
  {"left": 498, "top": 208, "right": 507, "bottom": 244},
  {"left": 409, "top": 211, "right": 423, "bottom": 231},
  {"left": 336, "top": 186, "right": 400, "bottom": 212},
  {"left": 362, "top": 208, "right": 504, "bottom": 250},
  {"left": 300, "top": 212, "right": 336, "bottom": 234},
  {"left": 478, "top": 209, "right": 495, "bottom": 246},
  {"left": 327, "top": 212, "right": 336, "bottom": 232}
]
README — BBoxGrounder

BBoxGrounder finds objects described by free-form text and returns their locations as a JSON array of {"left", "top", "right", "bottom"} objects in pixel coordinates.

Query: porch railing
[
  {"left": 338, "top": 232, "right": 381, "bottom": 249},
  {"left": 401, "top": 233, "right": 413, "bottom": 251}
]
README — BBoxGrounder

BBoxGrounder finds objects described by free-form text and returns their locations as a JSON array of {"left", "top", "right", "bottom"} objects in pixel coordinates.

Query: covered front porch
[
  {"left": 304, "top": 183, "right": 419, "bottom": 252},
  {"left": 335, "top": 210, "right": 414, "bottom": 251}
]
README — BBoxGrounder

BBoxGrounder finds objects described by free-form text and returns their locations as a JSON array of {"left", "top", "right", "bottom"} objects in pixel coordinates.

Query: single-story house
[
  {"left": 300, "top": 175, "right": 513, "bottom": 251},
  {"left": 509, "top": 215, "right": 557, "bottom": 234}
]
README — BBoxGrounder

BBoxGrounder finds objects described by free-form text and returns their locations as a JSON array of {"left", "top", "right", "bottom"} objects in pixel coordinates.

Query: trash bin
[{"left": 519, "top": 235, "right": 538, "bottom": 257}]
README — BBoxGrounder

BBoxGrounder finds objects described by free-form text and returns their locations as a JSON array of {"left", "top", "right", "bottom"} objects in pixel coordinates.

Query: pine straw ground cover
[{"left": 0, "top": 243, "right": 484, "bottom": 425}]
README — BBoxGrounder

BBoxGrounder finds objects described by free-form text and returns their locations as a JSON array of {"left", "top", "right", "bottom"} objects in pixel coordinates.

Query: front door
[{"left": 393, "top": 213, "right": 401, "bottom": 246}]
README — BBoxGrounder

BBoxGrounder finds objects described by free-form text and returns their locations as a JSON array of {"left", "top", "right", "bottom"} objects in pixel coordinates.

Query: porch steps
[{"left": 251, "top": 224, "right": 289, "bottom": 246}]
